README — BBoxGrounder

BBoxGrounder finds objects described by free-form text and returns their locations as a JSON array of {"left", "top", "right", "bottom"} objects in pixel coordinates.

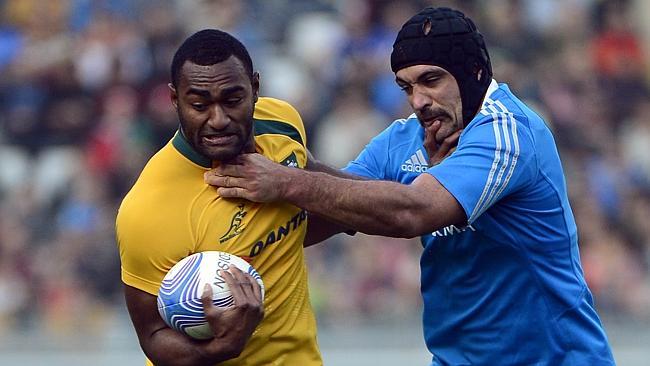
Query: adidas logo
[{"left": 400, "top": 149, "right": 429, "bottom": 173}]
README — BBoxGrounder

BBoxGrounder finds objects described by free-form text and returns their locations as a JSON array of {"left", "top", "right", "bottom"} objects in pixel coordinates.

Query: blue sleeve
[
  {"left": 428, "top": 113, "right": 536, "bottom": 224},
  {"left": 342, "top": 126, "right": 392, "bottom": 180}
]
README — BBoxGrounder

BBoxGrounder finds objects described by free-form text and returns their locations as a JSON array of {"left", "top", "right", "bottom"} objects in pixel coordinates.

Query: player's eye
[
  {"left": 422, "top": 77, "right": 439, "bottom": 87},
  {"left": 399, "top": 84, "right": 412, "bottom": 94},
  {"left": 191, "top": 103, "right": 207, "bottom": 111},
  {"left": 224, "top": 97, "right": 243, "bottom": 107}
]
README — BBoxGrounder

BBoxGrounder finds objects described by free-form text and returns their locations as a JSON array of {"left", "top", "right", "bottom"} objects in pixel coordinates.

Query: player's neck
[{"left": 242, "top": 138, "right": 256, "bottom": 154}]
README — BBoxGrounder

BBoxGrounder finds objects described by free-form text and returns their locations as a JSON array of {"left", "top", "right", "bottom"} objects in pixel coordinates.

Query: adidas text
[{"left": 401, "top": 163, "right": 428, "bottom": 173}]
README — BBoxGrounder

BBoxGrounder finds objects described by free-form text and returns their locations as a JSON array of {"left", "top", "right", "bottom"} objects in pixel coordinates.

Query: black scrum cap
[{"left": 391, "top": 7, "right": 492, "bottom": 124}]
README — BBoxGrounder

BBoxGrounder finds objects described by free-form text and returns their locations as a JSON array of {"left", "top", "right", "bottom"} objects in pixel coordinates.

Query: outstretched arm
[
  {"left": 205, "top": 125, "right": 464, "bottom": 238},
  {"left": 304, "top": 213, "right": 350, "bottom": 247},
  {"left": 303, "top": 149, "right": 359, "bottom": 246},
  {"left": 305, "top": 149, "right": 361, "bottom": 179},
  {"left": 206, "top": 157, "right": 465, "bottom": 238}
]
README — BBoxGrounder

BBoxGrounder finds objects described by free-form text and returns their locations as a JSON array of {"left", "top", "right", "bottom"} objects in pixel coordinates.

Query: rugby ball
[{"left": 157, "top": 251, "right": 264, "bottom": 340}]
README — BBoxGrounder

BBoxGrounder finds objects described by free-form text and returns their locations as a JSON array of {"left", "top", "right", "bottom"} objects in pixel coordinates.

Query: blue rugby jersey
[{"left": 344, "top": 80, "right": 615, "bottom": 365}]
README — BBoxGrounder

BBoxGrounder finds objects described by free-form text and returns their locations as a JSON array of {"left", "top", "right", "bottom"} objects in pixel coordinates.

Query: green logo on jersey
[
  {"left": 219, "top": 204, "right": 247, "bottom": 243},
  {"left": 280, "top": 152, "right": 299, "bottom": 168}
]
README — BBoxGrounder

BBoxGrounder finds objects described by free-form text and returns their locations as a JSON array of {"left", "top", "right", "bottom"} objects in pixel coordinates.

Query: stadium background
[{"left": 0, "top": 0, "right": 649, "bottom": 365}]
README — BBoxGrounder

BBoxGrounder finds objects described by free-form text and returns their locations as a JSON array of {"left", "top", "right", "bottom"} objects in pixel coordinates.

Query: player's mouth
[
  {"left": 201, "top": 134, "right": 237, "bottom": 146},
  {"left": 421, "top": 115, "right": 446, "bottom": 128}
]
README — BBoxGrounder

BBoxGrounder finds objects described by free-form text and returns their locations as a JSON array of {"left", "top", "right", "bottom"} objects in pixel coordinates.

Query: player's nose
[
  {"left": 207, "top": 105, "right": 230, "bottom": 129},
  {"left": 411, "top": 87, "right": 432, "bottom": 111}
]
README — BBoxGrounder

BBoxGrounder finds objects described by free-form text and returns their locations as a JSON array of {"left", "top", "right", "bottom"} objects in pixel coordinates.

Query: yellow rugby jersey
[{"left": 116, "top": 97, "right": 322, "bottom": 366}]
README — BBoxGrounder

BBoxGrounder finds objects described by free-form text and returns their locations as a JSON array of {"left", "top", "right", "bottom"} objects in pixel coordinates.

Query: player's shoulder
[
  {"left": 130, "top": 139, "right": 197, "bottom": 187},
  {"left": 253, "top": 97, "right": 306, "bottom": 147},
  {"left": 353, "top": 113, "right": 421, "bottom": 161},
  {"left": 254, "top": 97, "right": 302, "bottom": 125},
  {"left": 383, "top": 113, "right": 420, "bottom": 135},
  {"left": 380, "top": 113, "right": 421, "bottom": 143},
  {"left": 461, "top": 84, "right": 546, "bottom": 164},
  {"left": 476, "top": 83, "right": 538, "bottom": 128},
  {"left": 117, "top": 140, "right": 198, "bottom": 218}
]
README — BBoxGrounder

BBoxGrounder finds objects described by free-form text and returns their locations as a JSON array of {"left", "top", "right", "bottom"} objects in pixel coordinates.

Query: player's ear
[
  {"left": 251, "top": 72, "right": 260, "bottom": 103},
  {"left": 169, "top": 83, "right": 179, "bottom": 110}
]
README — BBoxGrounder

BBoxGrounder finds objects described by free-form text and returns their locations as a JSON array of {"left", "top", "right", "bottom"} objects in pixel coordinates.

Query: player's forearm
[
  {"left": 305, "top": 150, "right": 363, "bottom": 180},
  {"left": 306, "top": 158, "right": 360, "bottom": 179},
  {"left": 304, "top": 213, "right": 350, "bottom": 247},
  {"left": 144, "top": 328, "right": 239, "bottom": 366},
  {"left": 284, "top": 169, "right": 431, "bottom": 238}
]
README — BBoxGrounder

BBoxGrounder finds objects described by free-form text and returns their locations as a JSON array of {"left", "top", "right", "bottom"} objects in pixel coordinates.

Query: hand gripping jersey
[
  {"left": 344, "top": 81, "right": 614, "bottom": 365},
  {"left": 116, "top": 97, "right": 322, "bottom": 366}
]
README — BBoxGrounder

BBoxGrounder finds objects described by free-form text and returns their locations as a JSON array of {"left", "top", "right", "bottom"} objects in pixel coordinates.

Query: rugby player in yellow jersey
[{"left": 116, "top": 29, "right": 322, "bottom": 365}]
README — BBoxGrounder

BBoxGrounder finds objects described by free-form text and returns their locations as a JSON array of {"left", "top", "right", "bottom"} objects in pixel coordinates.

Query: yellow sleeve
[
  {"left": 254, "top": 97, "right": 308, "bottom": 148},
  {"left": 116, "top": 194, "right": 194, "bottom": 295},
  {"left": 273, "top": 98, "right": 308, "bottom": 148}
]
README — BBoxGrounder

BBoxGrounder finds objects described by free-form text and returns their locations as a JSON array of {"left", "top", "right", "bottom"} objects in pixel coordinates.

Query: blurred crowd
[{"left": 0, "top": 0, "right": 649, "bottom": 339}]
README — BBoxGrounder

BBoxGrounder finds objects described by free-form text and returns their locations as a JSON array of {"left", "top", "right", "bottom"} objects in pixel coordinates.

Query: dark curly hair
[{"left": 170, "top": 29, "right": 254, "bottom": 87}]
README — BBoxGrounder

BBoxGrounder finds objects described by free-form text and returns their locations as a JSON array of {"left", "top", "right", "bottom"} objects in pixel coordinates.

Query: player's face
[
  {"left": 170, "top": 56, "right": 259, "bottom": 162},
  {"left": 395, "top": 65, "right": 463, "bottom": 144}
]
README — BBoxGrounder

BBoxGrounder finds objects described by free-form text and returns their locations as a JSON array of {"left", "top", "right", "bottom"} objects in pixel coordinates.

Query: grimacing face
[
  {"left": 395, "top": 65, "right": 463, "bottom": 144},
  {"left": 170, "top": 56, "right": 259, "bottom": 162}
]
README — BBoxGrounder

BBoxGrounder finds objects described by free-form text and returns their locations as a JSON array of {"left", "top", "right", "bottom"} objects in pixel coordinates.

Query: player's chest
[
  {"left": 195, "top": 200, "right": 306, "bottom": 261},
  {"left": 393, "top": 145, "right": 430, "bottom": 183}
]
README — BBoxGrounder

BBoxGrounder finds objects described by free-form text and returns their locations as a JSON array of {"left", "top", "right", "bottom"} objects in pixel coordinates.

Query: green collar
[{"left": 172, "top": 131, "right": 211, "bottom": 168}]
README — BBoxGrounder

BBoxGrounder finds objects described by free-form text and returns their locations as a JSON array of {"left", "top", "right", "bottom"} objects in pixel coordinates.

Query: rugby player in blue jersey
[{"left": 206, "top": 7, "right": 616, "bottom": 365}]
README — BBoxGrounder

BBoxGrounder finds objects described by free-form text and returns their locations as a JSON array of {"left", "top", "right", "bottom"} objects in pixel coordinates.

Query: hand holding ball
[{"left": 157, "top": 251, "right": 264, "bottom": 340}]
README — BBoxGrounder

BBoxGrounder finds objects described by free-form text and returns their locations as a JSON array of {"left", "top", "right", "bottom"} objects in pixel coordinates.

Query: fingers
[
  {"left": 437, "top": 129, "right": 462, "bottom": 155},
  {"left": 209, "top": 154, "right": 258, "bottom": 176},
  {"left": 201, "top": 267, "right": 263, "bottom": 342},
  {"left": 221, "top": 267, "right": 246, "bottom": 302},
  {"left": 222, "top": 154, "right": 245, "bottom": 165},
  {"left": 204, "top": 153, "right": 279, "bottom": 202},
  {"left": 425, "top": 129, "right": 462, "bottom": 167},
  {"left": 238, "top": 270, "right": 262, "bottom": 303},
  {"left": 203, "top": 268, "right": 260, "bottom": 310},
  {"left": 222, "top": 267, "right": 264, "bottom": 321},
  {"left": 224, "top": 267, "right": 262, "bottom": 302},
  {"left": 203, "top": 154, "right": 259, "bottom": 187},
  {"left": 249, "top": 274, "right": 263, "bottom": 303},
  {"left": 216, "top": 187, "right": 250, "bottom": 200},
  {"left": 423, "top": 120, "right": 441, "bottom": 159},
  {"left": 212, "top": 163, "right": 242, "bottom": 177},
  {"left": 202, "top": 283, "right": 221, "bottom": 327},
  {"left": 204, "top": 174, "right": 247, "bottom": 189},
  {"left": 201, "top": 283, "right": 214, "bottom": 310},
  {"left": 205, "top": 176, "right": 251, "bottom": 199}
]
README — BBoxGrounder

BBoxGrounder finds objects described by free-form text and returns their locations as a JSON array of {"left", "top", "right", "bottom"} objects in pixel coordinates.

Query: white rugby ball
[{"left": 157, "top": 251, "right": 264, "bottom": 340}]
